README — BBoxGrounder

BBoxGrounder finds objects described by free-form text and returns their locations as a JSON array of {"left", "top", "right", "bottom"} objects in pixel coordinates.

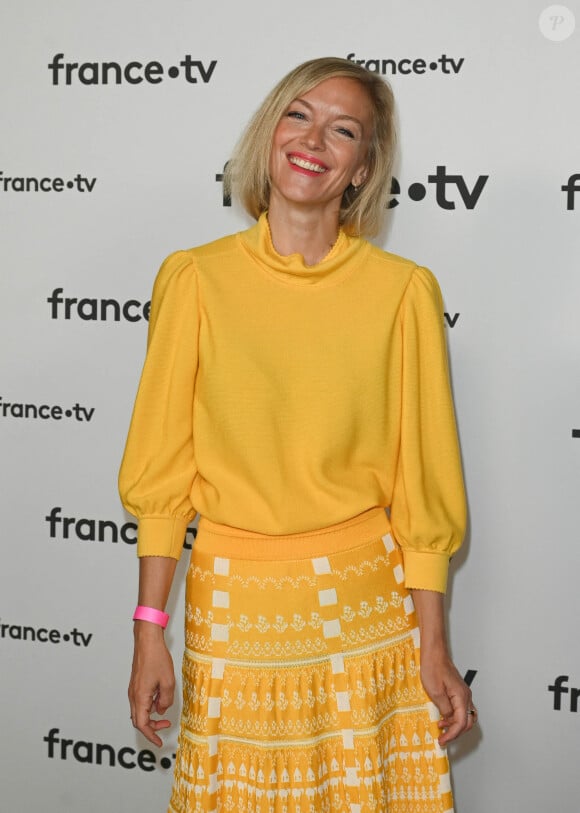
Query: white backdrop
[{"left": 1, "top": 1, "right": 579, "bottom": 811}]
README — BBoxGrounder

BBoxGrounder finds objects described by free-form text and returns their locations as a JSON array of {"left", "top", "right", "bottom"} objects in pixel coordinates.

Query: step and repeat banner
[{"left": 1, "top": 1, "right": 579, "bottom": 811}]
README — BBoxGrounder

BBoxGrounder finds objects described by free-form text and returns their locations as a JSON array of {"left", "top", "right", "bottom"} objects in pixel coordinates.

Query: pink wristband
[{"left": 133, "top": 605, "right": 170, "bottom": 628}]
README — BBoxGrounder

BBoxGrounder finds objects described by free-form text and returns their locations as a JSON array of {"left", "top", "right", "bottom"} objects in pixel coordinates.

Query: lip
[{"left": 287, "top": 151, "right": 330, "bottom": 176}]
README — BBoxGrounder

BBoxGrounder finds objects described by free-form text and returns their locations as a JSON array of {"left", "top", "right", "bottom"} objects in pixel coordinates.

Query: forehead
[{"left": 293, "top": 76, "right": 373, "bottom": 125}]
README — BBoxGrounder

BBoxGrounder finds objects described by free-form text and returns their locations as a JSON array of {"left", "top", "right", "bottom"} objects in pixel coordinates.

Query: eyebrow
[{"left": 292, "top": 97, "right": 364, "bottom": 128}]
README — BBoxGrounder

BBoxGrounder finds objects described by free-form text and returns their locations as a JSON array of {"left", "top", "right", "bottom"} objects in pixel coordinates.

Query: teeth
[{"left": 288, "top": 156, "right": 326, "bottom": 173}]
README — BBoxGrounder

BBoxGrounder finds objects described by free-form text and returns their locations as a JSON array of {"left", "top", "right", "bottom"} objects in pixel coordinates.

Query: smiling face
[{"left": 268, "top": 77, "right": 374, "bottom": 217}]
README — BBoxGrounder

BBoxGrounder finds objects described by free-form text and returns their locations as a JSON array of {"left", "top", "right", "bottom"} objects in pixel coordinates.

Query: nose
[{"left": 301, "top": 122, "right": 325, "bottom": 151}]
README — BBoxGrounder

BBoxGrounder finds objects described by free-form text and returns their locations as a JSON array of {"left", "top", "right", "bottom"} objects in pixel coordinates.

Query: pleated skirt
[{"left": 168, "top": 507, "right": 454, "bottom": 813}]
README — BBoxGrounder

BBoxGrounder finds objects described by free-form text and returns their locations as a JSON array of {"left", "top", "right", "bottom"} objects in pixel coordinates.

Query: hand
[
  {"left": 419, "top": 648, "right": 477, "bottom": 746},
  {"left": 128, "top": 622, "right": 175, "bottom": 747}
]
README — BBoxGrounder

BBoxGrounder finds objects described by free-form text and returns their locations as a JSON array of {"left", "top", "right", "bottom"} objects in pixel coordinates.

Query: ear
[{"left": 351, "top": 165, "right": 368, "bottom": 189}]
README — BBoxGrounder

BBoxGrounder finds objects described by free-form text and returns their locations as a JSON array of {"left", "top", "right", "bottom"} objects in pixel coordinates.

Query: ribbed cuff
[
  {"left": 136, "top": 516, "right": 189, "bottom": 559},
  {"left": 401, "top": 549, "right": 450, "bottom": 594}
]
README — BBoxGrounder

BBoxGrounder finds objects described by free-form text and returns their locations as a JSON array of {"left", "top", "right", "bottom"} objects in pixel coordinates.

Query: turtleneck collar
[{"left": 237, "top": 212, "right": 369, "bottom": 287}]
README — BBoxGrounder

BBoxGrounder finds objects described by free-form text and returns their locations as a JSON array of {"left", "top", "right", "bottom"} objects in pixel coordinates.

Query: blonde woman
[{"left": 120, "top": 56, "right": 476, "bottom": 813}]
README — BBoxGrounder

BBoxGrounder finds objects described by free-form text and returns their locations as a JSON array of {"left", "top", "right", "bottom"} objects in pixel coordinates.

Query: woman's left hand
[{"left": 419, "top": 647, "right": 477, "bottom": 745}]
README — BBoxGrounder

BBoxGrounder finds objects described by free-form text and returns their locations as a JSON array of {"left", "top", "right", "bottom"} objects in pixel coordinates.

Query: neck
[{"left": 266, "top": 199, "right": 341, "bottom": 266}]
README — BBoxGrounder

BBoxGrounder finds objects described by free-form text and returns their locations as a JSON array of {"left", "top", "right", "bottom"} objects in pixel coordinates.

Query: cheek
[
  {"left": 269, "top": 125, "right": 282, "bottom": 155},
  {"left": 271, "top": 120, "right": 291, "bottom": 148},
  {"left": 269, "top": 141, "right": 283, "bottom": 169},
  {"left": 338, "top": 146, "right": 366, "bottom": 177},
  {"left": 269, "top": 128, "right": 285, "bottom": 171},
  {"left": 351, "top": 144, "right": 370, "bottom": 174},
  {"left": 268, "top": 141, "right": 289, "bottom": 181}
]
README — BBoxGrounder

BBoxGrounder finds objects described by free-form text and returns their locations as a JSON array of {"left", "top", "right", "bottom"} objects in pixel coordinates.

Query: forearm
[
  {"left": 136, "top": 555, "right": 178, "bottom": 610},
  {"left": 410, "top": 588, "right": 449, "bottom": 654},
  {"left": 134, "top": 555, "right": 178, "bottom": 643}
]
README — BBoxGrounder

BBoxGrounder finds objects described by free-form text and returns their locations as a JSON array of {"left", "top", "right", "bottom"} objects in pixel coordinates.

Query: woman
[{"left": 120, "top": 56, "right": 476, "bottom": 813}]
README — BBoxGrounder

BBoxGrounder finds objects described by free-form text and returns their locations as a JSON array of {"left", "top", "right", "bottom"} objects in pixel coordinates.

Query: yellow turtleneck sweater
[{"left": 119, "top": 213, "right": 466, "bottom": 592}]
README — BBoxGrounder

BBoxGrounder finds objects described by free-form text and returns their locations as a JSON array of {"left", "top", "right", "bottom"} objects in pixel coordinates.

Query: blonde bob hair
[{"left": 224, "top": 57, "right": 396, "bottom": 237}]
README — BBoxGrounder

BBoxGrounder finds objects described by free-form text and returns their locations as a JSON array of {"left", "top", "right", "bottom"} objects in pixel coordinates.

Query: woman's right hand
[{"left": 129, "top": 621, "right": 175, "bottom": 747}]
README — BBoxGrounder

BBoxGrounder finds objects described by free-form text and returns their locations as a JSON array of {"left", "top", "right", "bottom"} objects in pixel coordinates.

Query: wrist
[
  {"left": 419, "top": 637, "right": 450, "bottom": 659},
  {"left": 133, "top": 619, "right": 166, "bottom": 642}
]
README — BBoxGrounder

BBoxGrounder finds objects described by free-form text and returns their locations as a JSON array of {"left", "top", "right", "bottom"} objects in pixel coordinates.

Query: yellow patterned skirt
[{"left": 168, "top": 507, "right": 454, "bottom": 813}]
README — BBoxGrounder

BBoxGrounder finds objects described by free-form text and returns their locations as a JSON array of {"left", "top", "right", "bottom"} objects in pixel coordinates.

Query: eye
[
  {"left": 336, "top": 126, "right": 355, "bottom": 139},
  {"left": 286, "top": 109, "right": 306, "bottom": 120}
]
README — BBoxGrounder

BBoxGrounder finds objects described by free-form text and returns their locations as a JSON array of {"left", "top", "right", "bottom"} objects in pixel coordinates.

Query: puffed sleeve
[
  {"left": 118, "top": 251, "right": 199, "bottom": 558},
  {"left": 390, "top": 266, "right": 466, "bottom": 593}
]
